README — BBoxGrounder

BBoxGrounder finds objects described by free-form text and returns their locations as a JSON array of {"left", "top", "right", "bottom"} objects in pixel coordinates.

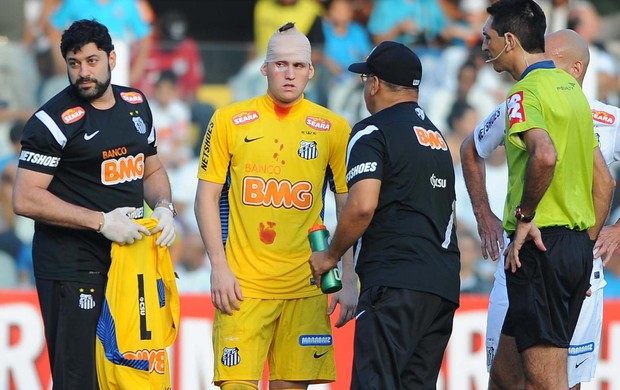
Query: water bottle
[{"left": 308, "top": 223, "right": 342, "bottom": 294}]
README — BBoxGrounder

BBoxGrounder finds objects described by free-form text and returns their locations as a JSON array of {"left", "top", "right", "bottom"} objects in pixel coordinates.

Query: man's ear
[
  {"left": 573, "top": 60, "right": 584, "bottom": 80},
  {"left": 308, "top": 63, "right": 315, "bottom": 80},
  {"left": 503, "top": 34, "right": 519, "bottom": 54},
  {"left": 369, "top": 75, "right": 380, "bottom": 96},
  {"left": 260, "top": 62, "right": 268, "bottom": 76},
  {"left": 109, "top": 50, "right": 116, "bottom": 71}
]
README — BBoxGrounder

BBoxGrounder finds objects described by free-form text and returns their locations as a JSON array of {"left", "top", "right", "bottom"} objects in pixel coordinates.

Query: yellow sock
[{"left": 219, "top": 380, "right": 259, "bottom": 390}]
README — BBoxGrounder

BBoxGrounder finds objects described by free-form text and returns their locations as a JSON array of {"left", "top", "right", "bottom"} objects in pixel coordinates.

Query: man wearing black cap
[{"left": 309, "top": 41, "right": 460, "bottom": 389}]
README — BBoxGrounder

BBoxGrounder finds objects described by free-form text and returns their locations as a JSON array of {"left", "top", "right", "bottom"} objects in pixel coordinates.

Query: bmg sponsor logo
[
  {"left": 242, "top": 176, "right": 312, "bottom": 209},
  {"left": 123, "top": 349, "right": 167, "bottom": 373},
  {"left": 414, "top": 126, "right": 447, "bottom": 151},
  {"left": 101, "top": 151, "right": 145, "bottom": 185}
]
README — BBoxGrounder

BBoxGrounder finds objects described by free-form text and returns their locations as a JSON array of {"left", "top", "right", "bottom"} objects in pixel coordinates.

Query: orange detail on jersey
[
  {"left": 244, "top": 163, "right": 282, "bottom": 175},
  {"left": 102, "top": 147, "right": 128, "bottom": 159},
  {"left": 507, "top": 91, "right": 525, "bottom": 128},
  {"left": 101, "top": 153, "right": 145, "bottom": 185},
  {"left": 61, "top": 107, "right": 85, "bottom": 124},
  {"left": 120, "top": 92, "right": 144, "bottom": 104},
  {"left": 592, "top": 109, "right": 616, "bottom": 125},
  {"left": 414, "top": 127, "right": 448, "bottom": 150},
  {"left": 243, "top": 176, "right": 313, "bottom": 209},
  {"left": 123, "top": 349, "right": 166, "bottom": 374},
  {"left": 305, "top": 116, "right": 332, "bottom": 131},
  {"left": 232, "top": 110, "right": 259, "bottom": 125},
  {"left": 259, "top": 221, "right": 277, "bottom": 244}
]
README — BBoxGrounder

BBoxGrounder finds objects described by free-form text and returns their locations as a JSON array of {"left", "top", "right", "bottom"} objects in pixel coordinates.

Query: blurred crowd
[{"left": 1, "top": 0, "right": 620, "bottom": 297}]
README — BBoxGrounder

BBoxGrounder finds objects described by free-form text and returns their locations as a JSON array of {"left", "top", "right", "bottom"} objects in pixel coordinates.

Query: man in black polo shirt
[{"left": 308, "top": 41, "right": 460, "bottom": 389}]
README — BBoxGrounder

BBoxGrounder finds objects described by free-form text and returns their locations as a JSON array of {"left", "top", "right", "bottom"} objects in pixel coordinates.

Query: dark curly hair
[{"left": 60, "top": 19, "right": 115, "bottom": 59}]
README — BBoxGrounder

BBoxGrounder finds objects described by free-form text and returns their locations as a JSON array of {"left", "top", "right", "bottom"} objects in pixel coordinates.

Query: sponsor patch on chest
[
  {"left": 61, "top": 106, "right": 85, "bottom": 124},
  {"left": 305, "top": 116, "right": 331, "bottom": 131},
  {"left": 120, "top": 92, "right": 144, "bottom": 104},
  {"left": 232, "top": 111, "right": 259, "bottom": 125}
]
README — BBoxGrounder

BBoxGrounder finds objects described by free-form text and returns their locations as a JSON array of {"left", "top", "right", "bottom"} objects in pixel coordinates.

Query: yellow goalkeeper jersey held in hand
[{"left": 96, "top": 218, "right": 180, "bottom": 390}]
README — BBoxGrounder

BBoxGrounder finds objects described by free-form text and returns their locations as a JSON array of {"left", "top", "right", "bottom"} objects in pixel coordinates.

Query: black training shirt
[
  {"left": 346, "top": 102, "right": 460, "bottom": 305},
  {"left": 19, "top": 85, "right": 157, "bottom": 283}
]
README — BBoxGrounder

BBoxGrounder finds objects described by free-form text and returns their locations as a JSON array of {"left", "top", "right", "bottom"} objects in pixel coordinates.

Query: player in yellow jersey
[{"left": 195, "top": 23, "right": 357, "bottom": 390}]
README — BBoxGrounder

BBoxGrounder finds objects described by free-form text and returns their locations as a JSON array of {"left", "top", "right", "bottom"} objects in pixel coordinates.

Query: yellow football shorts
[{"left": 213, "top": 295, "right": 336, "bottom": 385}]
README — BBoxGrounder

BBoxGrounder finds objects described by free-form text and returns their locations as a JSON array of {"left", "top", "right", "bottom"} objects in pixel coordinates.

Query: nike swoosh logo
[
  {"left": 576, "top": 358, "right": 588, "bottom": 368},
  {"left": 244, "top": 136, "right": 264, "bottom": 143},
  {"left": 355, "top": 310, "right": 366, "bottom": 320},
  {"left": 314, "top": 351, "right": 328, "bottom": 359},
  {"left": 84, "top": 130, "right": 100, "bottom": 140}
]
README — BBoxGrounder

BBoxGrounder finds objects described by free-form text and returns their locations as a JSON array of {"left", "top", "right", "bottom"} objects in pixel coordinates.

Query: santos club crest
[
  {"left": 133, "top": 116, "right": 147, "bottom": 134},
  {"left": 298, "top": 140, "right": 318, "bottom": 160},
  {"left": 221, "top": 347, "right": 240, "bottom": 367}
]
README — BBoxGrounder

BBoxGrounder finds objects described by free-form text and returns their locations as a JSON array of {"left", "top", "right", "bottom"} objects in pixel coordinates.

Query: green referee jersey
[{"left": 503, "top": 62, "right": 596, "bottom": 234}]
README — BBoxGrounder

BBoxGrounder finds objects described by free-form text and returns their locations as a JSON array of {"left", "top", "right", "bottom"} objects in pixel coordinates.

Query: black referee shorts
[
  {"left": 351, "top": 286, "right": 457, "bottom": 390},
  {"left": 502, "top": 227, "right": 593, "bottom": 352},
  {"left": 36, "top": 278, "right": 105, "bottom": 390}
]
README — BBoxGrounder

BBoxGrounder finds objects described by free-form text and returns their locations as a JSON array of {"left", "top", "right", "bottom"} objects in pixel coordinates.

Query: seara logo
[
  {"left": 305, "top": 116, "right": 331, "bottom": 131},
  {"left": 232, "top": 111, "right": 259, "bottom": 125},
  {"left": 61, "top": 106, "right": 85, "bottom": 124},
  {"left": 592, "top": 110, "right": 616, "bottom": 125},
  {"left": 120, "top": 92, "right": 144, "bottom": 104},
  {"left": 242, "top": 176, "right": 312, "bottom": 209}
]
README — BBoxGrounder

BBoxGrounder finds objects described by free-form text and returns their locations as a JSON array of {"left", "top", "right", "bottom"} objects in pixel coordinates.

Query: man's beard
[{"left": 70, "top": 69, "right": 111, "bottom": 101}]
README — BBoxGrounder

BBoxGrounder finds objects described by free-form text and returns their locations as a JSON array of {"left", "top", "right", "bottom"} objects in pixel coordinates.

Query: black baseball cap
[{"left": 348, "top": 41, "right": 422, "bottom": 87}]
